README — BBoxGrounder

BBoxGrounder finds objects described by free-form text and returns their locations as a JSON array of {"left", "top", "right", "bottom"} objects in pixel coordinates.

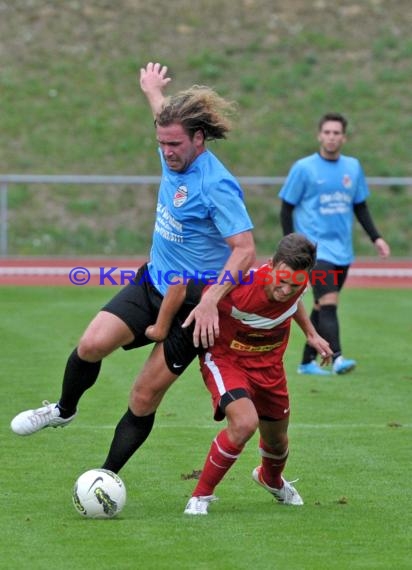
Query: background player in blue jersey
[
  {"left": 11, "top": 63, "right": 256, "bottom": 476},
  {"left": 279, "top": 112, "right": 390, "bottom": 375}
]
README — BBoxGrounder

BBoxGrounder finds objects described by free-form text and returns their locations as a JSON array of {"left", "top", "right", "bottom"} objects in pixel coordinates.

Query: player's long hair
[
  {"left": 156, "top": 86, "right": 237, "bottom": 140},
  {"left": 273, "top": 233, "right": 317, "bottom": 272}
]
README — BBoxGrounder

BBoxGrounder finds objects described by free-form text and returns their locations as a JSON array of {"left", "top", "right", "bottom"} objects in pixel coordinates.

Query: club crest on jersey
[
  {"left": 342, "top": 174, "right": 352, "bottom": 189},
  {"left": 173, "top": 185, "right": 188, "bottom": 207}
]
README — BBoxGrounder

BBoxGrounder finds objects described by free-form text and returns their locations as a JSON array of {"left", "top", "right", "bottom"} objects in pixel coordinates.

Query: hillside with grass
[{"left": 1, "top": 0, "right": 411, "bottom": 256}]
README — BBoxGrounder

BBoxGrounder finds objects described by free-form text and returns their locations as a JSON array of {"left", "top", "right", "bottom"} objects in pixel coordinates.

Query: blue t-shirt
[
  {"left": 278, "top": 152, "right": 369, "bottom": 265},
  {"left": 147, "top": 149, "right": 254, "bottom": 294}
]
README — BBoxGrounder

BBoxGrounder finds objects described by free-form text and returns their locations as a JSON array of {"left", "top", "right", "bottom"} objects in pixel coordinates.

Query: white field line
[{"left": 70, "top": 423, "right": 410, "bottom": 430}]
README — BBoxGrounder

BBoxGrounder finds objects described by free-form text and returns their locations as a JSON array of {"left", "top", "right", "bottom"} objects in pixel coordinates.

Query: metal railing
[{"left": 1, "top": 174, "right": 411, "bottom": 256}]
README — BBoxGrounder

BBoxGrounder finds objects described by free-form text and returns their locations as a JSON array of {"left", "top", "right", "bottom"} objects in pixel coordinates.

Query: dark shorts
[
  {"left": 310, "top": 260, "right": 350, "bottom": 302},
  {"left": 102, "top": 264, "right": 203, "bottom": 374}
]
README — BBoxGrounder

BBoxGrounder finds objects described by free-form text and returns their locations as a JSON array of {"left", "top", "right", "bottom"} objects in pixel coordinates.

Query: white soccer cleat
[
  {"left": 10, "top": 400, "right": 76, "bottom": 436},
  {"left": 184, "top": 495, "right": 218, "bottom": 516},
  {"left": 252, "top": 466, "right": 304, "bottom": 506}
]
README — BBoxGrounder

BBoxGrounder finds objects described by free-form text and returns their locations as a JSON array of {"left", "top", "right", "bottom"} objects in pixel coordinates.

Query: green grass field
[
  {"left": 1, "top": 286, "right": 411, "bottom": 570},
  {"left": 2, "top": 2, "right": 412, "bottom": 257}
]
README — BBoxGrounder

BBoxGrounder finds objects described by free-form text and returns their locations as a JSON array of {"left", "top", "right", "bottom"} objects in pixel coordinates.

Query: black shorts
[
  {"left": 102, "top": 264, "right": 203, "bottom": 374},
  {"left": 310, "top": 260, "right": 350, "bottom": 302}
]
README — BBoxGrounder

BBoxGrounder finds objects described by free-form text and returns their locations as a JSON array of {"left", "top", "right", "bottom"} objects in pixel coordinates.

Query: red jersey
[{"left": 210, "top": 266, "right": 305, "bottom": 370}]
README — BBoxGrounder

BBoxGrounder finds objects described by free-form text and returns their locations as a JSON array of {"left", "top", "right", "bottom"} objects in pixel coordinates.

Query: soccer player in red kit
[{"left": 146, "top": 233, "right": 332, "bottom": 515}]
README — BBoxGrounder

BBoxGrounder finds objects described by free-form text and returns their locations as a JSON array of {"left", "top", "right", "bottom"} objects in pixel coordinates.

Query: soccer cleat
[
  {"left": 297, "top": 361, "right": 331, "bottom": 376},
  {"left": 252, "top": 466, "right": 304, "bottom": 506},
  {"left": 10, "top": 400, "right": 76, "bottom": 436},
  {"left": 333, "top": 356, "right": 356, "bottom": 375},
  {"left": 184, "top": 495, "right": 218, "bottom": 516}
]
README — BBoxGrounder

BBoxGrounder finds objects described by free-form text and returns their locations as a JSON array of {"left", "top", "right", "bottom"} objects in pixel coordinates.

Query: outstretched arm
[
  {"left": 293, "top": 300, "right": 333, "bottom": 366},
  {"left": 139, "top": 62, "right": 172, "bottom": 118}
]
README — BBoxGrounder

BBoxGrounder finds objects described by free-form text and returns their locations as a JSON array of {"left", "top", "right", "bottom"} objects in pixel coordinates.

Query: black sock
[
  {"left": 101, "top": 409, "right": 156, "bottom": 473},
  {"left": 301, "top": 308, "right": 320, "bottom": 364},
  {"left": 57, "top": 348, "right": 101, "bottom": 418},
  {"left": 318, "top": 304, "right": 341, "bottom": 358}
]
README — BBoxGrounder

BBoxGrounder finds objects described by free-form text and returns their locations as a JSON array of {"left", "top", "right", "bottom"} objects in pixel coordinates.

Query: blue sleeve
[
  {"left": 278, "top": 161, "right": 307, "bottom": 205},
  {"left": 205, "top": 178, "right": 254, "bottom": 238}
]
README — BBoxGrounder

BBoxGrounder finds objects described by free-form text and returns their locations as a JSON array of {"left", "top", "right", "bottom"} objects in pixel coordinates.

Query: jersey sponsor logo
[
  {"left": 229, "top": 339, "right": 282, "bottom": 352},
  {"left": 173, "top": 185, "right": 188, "bottom": 207}
]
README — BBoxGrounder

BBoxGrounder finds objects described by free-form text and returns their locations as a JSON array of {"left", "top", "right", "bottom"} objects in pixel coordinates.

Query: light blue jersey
[
  {"left": 148, "top": 149, "right": 253, "bottom": 295},
  {"left": 279, "top": 152, "right": 369, "bottom": 265}
]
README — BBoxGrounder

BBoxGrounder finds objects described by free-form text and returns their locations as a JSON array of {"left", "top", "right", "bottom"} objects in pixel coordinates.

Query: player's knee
[
  {"left": 129, "top": 382, "right": 164, "bottom": 415},
  {"left": 230, "top": 413, "right": 259, "bottom": 446},
  {"left": 78, "top": 333, "right": 111, "bottom": 361},
  {"left": 240, "top": 415, "right": 259, "bottom": 440}
]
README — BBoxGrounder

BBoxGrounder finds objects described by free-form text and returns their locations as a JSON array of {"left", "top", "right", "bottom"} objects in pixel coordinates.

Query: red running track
[{"left": 0, "top": 257, "right": 411, "bottom": 288}]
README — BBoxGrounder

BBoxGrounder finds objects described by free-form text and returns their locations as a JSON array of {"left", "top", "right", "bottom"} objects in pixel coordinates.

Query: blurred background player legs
[{"left": 297, "top": 261, "right": 355, "bottom": 375}]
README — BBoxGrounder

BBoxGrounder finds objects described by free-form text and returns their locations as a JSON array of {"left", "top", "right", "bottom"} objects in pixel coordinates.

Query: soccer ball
[{"left": 72, "top": 468, "right": 127, "bottom": 519}]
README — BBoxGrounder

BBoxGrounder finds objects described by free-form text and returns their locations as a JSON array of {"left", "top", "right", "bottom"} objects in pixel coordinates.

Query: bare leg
[
  {"left": 78, "top": 311, "right": 135, "bottom": 361},
  {"left": 129, "top": 342, "right": 179, "bottom": 415}
]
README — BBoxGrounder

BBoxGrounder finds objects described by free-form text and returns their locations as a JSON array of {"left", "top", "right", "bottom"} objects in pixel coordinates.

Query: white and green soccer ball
[{"left": 72, "top": 468, "right": 126, "bottom": 519}]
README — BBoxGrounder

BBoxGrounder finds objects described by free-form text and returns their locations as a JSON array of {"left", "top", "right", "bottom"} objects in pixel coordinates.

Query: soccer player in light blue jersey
[
  {"left": 11, "top": 63, "right": 256, "bottom": 480},
  {"left": 279, "top": 113, "right": 390, "bottom": 375}
]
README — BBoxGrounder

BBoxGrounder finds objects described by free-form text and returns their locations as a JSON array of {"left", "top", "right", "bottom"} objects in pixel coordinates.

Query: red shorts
[{"left": 200, "top": 351, "right": 290, "bottom": 421}]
